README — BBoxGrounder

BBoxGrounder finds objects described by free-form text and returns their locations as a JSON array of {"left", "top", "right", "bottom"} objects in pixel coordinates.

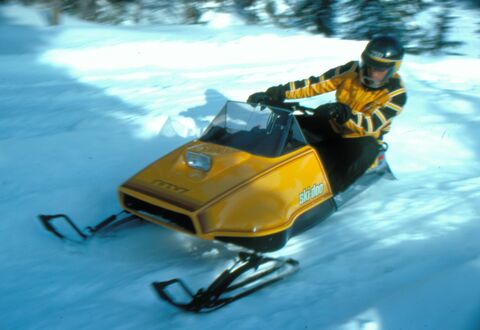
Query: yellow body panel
[{"left": 118, "top": 140, "right": 333, "bottom": 240}]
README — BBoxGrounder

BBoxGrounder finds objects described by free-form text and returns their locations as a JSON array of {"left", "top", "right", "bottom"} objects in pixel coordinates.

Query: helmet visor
[{"left": 360, "top": 60, "right": 394, "bottom": 89}]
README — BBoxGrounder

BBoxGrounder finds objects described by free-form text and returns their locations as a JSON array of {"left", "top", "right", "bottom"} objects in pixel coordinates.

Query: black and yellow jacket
[{"left": 283, "top": 61, "right": 407, "bottom": 140}]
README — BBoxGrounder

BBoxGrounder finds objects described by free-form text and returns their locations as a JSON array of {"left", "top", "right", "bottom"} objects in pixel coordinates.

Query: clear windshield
[{"left": 200, "top": 102, "right": 307, "bottom": 157}]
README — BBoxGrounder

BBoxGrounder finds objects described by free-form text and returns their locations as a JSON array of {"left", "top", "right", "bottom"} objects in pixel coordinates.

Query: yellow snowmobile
[{"left": 118, "top": 101, "right": 392, "bottom": 252}]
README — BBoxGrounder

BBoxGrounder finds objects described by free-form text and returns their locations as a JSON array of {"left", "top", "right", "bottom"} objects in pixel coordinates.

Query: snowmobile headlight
[{"left": 186, "top": 151, "right": 212, "bottom": 172}]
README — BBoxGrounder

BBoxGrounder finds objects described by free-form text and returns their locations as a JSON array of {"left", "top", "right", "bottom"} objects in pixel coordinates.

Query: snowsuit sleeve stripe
[
  {"left": 349, "top": 100, "right": 402, "bottom": 134},
  {"left": 366, "top": 117, "right": 373, "bottom": 133},
  {"left": 372, "top": 112, "right": 384, "bottom": 130},
  {"left": 285, "top": 61, "right": 358, "bottom": 99},
  {"left": 350, "top": 113, "right": 377, "bottom": 133},
  {"left": 389, "top": 88, "right": 406, "bottom": 98},
  {"left": 382, "top": 106, "right": 399, "bottom": 121}
]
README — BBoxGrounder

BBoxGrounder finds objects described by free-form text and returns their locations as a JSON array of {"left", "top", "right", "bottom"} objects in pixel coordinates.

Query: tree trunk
[
  {"left": 50, "top": 0, "right": 62, "bottom": 26},
  {"left": 135, "top": 0, "right": 143, "bottom": 24},
  {"left": 81, "top": 0, "right": 97, "bottom": 21}
]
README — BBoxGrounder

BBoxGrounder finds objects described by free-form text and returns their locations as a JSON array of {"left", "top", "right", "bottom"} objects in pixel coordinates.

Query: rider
[{"left": 247, "top": 35, "right": 407, "bottom": 193}]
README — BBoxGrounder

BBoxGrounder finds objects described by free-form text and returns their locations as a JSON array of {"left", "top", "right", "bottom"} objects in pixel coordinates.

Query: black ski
[
  {"left": 152, "top": 252, "right": 299, "bottom": 312},
  {"left": 37, "top": 211, "right": 140, "bottom": 241}
]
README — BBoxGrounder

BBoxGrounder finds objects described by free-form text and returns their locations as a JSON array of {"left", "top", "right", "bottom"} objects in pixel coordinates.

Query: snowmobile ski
[
  {"left": 152, "top": 252, "right": 299, "bottom": 313},
  {"left": 37, "top": 211, "right": 140, "bottom": 241}
]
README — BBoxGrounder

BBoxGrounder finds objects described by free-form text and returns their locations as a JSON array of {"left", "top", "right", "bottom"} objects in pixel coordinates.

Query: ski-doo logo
[
  {"left": 299, "top": 183, "right": 324, "bottom": 205},
  {"left": 152, "top": 180, "right": 189, "bottom": 194}
]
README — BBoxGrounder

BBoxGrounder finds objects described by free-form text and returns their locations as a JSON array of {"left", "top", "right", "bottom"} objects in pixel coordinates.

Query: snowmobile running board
[
  {"left": 152, "top": 252, "right": 299, "bottom": 313},
  {"left": 37, "top": 211, "right": 139, "bottom": 241}
]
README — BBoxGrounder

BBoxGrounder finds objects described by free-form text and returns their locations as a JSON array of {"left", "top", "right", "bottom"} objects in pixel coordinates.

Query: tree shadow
[
  {"left": 179, "top": 88, "right": 228, "bottom": 134},
  {"left": 0, "top": 7, "right": 191, "bottom": 233}
]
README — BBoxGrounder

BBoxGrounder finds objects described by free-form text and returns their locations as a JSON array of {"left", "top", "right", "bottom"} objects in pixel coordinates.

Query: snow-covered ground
[{"left": 1, "top": 3, "right": 480, "bottom": 330}]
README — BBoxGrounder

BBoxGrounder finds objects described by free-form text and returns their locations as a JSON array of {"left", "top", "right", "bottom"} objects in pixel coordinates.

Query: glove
[
  {"left": 329, "top": 103, "right": 353, "bottom": 124},
  {"left": 265, "top": 85, "right": 286, "bottom": 103},
  {"left": 247, "top": 85, "right": 286, "bottom": 105},
  {"left": 247, "top": 92, "right": 271, "bottom": 105}
]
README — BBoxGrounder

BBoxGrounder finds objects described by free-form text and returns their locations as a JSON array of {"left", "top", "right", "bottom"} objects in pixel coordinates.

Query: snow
[{"left": 1, "top": 3, "right": 480, "bottom": 330}]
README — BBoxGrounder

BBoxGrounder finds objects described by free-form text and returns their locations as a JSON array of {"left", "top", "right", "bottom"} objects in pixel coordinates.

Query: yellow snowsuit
[{"left": 283, "top": 61, "right": 407, "bottom": 140}]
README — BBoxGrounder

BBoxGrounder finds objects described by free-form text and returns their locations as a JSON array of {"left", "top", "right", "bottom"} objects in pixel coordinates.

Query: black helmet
[{"left": 360, "top": 36, "right": 404, "bottom": 89}]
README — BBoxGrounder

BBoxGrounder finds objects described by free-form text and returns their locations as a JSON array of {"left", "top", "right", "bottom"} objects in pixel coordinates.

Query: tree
[
  {"left": 338, "top": 0, "right": 411, "bottom": 40},
  {"left": 431, "top": 0, "right": 463, "bottom": 53},
  {"left": 80, "top": 0, "right": 97, "bottom": 21},
  {"left": 336, "top": 0, "right": 464, "bottom": 54},
  {"left": 293, "top": 0, "right": 336, "bottom": 36}
]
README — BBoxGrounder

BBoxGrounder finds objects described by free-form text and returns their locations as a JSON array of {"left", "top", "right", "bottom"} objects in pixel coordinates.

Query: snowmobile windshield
[{"left": 200, "top": 101, "right": 307, "bottom": 157}]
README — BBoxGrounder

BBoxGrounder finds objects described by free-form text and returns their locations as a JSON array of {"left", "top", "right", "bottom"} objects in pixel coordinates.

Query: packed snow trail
[{"left": 1, "top": 4, "right": 480, "bottom": 330}]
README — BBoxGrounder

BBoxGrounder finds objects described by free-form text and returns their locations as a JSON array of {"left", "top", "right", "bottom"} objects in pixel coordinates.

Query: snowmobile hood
[{"left": 120, "top": 140, "right": 285, "bottom": 212}]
